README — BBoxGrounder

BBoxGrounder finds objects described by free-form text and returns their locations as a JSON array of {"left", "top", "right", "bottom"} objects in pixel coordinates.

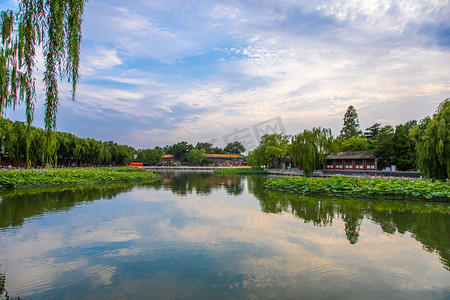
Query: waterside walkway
[{"left": 144, "top": 166, "right": 250, "bottom": 171}]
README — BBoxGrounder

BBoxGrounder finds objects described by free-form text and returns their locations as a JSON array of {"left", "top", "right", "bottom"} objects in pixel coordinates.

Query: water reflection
[
  {"left": 155, "top": 171, "right": 245, "bottom": 196},
  {"left": 0, "top": 173, "right": 448, "bottom": 298},
  {"left": 246, "top": 176, "right": 450, "bottom": 270},
  {"left": 0, "top": 182, "right": 152, "bottom": 230},
  {"left": 0, "top": 267, "right": 19, "bottom": 300}
]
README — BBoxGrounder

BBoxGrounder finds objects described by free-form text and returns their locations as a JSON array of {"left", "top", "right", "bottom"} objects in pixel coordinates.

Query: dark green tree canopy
[
  {"left": 164, "top": 141, "right": 194, "bottom": 162},
  {"left": 195, "top": 142, "right": 213, "bottom": 153},
  {"left": 136, "top": 147, "right": 163, "bottom": 165},
  {"left": 1, "top": 0, "right": 87, "bottom": 131},
  {"left": 411, "top": 99, "right": 450, "bottom": 180},
  {"left": 364, "top": 123, "right": 381, "bottom": 139},
  {"left": 340, "top": 105, "right": 362, "bottom": 139},
  {"left": 224, "top": 141, "right": 245, "bottom": 155}
]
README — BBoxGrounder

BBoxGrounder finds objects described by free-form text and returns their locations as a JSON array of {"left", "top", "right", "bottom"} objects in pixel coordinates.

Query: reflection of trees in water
[
  {"left": 370, "top": 210, "right": 450, "bottom": 271},
  {"left": 0, "top": 266, "right": 20, "bottom": 300},
  {"left": 160, "top": 172, "right": 245, "bottom": 196},
  {"left": 247, "top": 176, "right": 449, "bottom": 270},
  {"left": 0, "top": 183, "right": 142, "bottom": 230},
  {"left": 0, "top": 173, "right": 246, "bottom": 231}
]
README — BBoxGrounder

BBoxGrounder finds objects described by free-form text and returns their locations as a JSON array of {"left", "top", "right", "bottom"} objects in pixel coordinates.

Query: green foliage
[
  {"left": 247, "top": 134, "right": 289, "bottom": 168},
  {"left": 341, "top": 136, "right": 371, "bottom": 151},
  {"left": 411, "top": 99, "right": 450, "bottom": 180},
  {"left": 364, "top": 123, "right": 381, "bottom": 139},
  {"left": 196, "top": 142, "right": 226, "bottom": 154},
  {"left": 187, "top": 148, "right": 205, "bottom": 165},
  {"left": 290, "top": 127, "right": 332, "bottom": 174},
  {"left": 195, "top": 142, "right": 213, "bottom": 153},
  {"left": 213, "top": 168, "right": 268, "bottom": 175},
  {"left": 0, "top": 117, "right": 136, "bottom": 166},
  {"left": 0, "top": 167, "right": 159, "bottom": 188},
  {"left": 264, "top": 176, "right": 450, "bottom": 201},
  {"left": 136, "top": 147, "right": 163, "bottom": 165},
  {"left": 164, "top": 141, "right": 193, "bottom": 162},
  {"left": 339, "top": 105, "right": 362, "bottom": 138},
  {"left": 392, "top": 121, "right": 417, "bottom": 171},
  {"left": 224, "top": 141, "right": 245, "bottom": 155},
  {"left": 375, "top": 125, "right": 394, "bottom": 169},
  {"left": 1, "top": 0, "right": 87, "bottom": 132}
]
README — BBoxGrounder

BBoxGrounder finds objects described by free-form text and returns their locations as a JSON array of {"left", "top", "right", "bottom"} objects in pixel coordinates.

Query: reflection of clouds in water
[
  {"left": 86, "top": 265, "right": 117, "bottom": 286},
  {"left": 148, "top": 192, "right": 448, "bottom": 292},
  {"left": 0, "top": 214, "right": 142, "bottom": 296},
  {"left": 75, "top": 217, "right": 142, "bottom": 243},
  {"left": 0, "top": 180, "right": 449, "bottom": 297}
]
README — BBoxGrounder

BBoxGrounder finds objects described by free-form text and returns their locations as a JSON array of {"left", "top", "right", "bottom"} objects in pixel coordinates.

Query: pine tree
[
  {"left": 364, "top": 123, "right": 381, "bottom": 139},
  {"left": 340, "top": 105, "right": 362, "bottom": 139}
]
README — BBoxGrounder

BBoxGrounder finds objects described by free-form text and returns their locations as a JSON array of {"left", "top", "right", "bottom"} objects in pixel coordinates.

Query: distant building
[
  {"left": 324, "top": 151, "right": 377, "bottom": 171},
  {"left": 204, "top": 154, "right": 246, "bottom": 166},
  {"left": 161, "top": 154, "right": 246, "bottom": 166},
  {"left": 162, "top": 154, "right": 177, "bottom": 164}
]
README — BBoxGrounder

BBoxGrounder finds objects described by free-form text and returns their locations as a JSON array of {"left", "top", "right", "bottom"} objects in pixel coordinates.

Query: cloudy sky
[{"left": 2, "top": 0, "right": 450, "bottom": 150}]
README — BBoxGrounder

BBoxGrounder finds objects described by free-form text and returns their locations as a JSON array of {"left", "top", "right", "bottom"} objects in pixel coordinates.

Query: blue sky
[{"left": 2, "top": 0, "right": 450, "bottom": 150}]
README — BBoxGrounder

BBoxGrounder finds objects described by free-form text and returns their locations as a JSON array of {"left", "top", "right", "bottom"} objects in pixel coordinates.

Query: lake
[{"left": 0, "top": 171, "right": 449, "bottom": 299}]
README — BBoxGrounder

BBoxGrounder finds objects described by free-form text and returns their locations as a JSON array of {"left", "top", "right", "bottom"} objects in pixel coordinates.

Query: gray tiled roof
[{"left": 327, "top": 151, "right": 376, "bottom": 160}]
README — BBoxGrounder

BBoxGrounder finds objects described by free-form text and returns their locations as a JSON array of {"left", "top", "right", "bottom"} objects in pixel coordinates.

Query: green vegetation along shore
[
  {"left": 213, "top": 168, "right": 269, "bottom": 175},
  {"left": 263, "top": 176, "right": 450, "bottom": 201},
  {"left": 0, "top": 167, "right": 160, "bottom": 188}
]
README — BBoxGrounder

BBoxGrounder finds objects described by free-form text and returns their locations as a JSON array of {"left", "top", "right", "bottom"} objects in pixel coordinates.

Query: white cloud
[
  {"left": 80, "top": 48, "right": 122, "bottom": 75},
  {"left": 5, "top": 0, "right": 449, "bottom": 147}
]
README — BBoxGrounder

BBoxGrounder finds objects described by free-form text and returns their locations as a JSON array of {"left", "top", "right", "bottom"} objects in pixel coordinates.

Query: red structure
[
  {"left": 324, "top": 151, "right": 377, "bottom": 171},
  {"left": 130, "top": 162, "right": 143, "bottom": 167}
]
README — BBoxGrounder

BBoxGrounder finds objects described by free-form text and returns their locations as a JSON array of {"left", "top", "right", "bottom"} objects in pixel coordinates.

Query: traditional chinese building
[
  {"left": 204, "top": 154, "right": 246, "bottom": 166},
  {"left": 162, "top": 154, "right": 177, "bottom": 165},
  {"left": 161, "top": 154, "right": 246, "bottom": 166},
  {"left": 324, "top": 151, "right": 377, "bottom": 171}
]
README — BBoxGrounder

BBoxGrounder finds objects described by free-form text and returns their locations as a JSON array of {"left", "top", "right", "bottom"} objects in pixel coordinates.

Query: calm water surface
[{"left": 0, "top": 171, "right": 449, "bottom": 299}]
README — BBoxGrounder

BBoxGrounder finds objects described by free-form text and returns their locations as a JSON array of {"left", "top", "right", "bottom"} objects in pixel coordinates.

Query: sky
[{"left": 1, "top": 0, "right": 450, "bottom": 150}]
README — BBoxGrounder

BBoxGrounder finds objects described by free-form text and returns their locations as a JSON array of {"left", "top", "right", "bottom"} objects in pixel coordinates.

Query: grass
[
  {"left": 0, "top": 167, "right": 160, "bottom": 188},
  {"left": 213, "top": 168, "right": 269, "bottom": 175},
  {"left": 263, "top": 176, "right": 450, "bottom": 201}
]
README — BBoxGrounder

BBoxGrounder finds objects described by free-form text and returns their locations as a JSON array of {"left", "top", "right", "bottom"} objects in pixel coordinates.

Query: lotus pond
[
  {"left": 0, "top": 171, "right": 449, "bottom": 299},
  {"left": 264, "top": 176, "right": 450, "bottom": 201},
  {"left": 0, "top": 167, "right": 159, "bottom": 188}
]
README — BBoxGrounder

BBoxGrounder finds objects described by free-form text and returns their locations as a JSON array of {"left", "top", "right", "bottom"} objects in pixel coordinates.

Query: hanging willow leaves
[
  {"left": 410, "top": 98, "right": 450, "bottom": 180},
  {"left": 1, "top": 0, "right": 87, "bottom": 164},
  {"left": 290, "top": 128, "right": 333, "bottom": 175}
]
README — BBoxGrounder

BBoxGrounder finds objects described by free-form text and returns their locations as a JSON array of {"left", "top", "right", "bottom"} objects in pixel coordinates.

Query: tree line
[
  {"left": 248, "top": 99, "right": 450, "bottom": 180},
  {"left": 0, "top": 117, "right": 246, "bottom": 167},
  {"left": 0, "top": 118, "right": 135, "bottom": 167},
  {"left": 160, "top": 140, "right": 245, "bottom": 166}
]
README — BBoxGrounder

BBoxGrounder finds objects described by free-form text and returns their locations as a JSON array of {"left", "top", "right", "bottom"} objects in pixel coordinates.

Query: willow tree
[
  {"left": 290, "top": 127, "right": 333, "bottom": 175},
  {"left": 1, "top": 0, "right": 87, "bottom": 164},
  {"left": 410, "top": 99, "right": 450, "bottom": 180}
]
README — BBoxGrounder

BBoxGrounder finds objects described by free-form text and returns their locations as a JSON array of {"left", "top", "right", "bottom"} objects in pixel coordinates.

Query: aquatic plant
[
  {"left": 0, "top": 167, "right": 159, "bottom": 188},
  {"left": 263, "top": 176, "right": 450, "bottom": 201}
]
